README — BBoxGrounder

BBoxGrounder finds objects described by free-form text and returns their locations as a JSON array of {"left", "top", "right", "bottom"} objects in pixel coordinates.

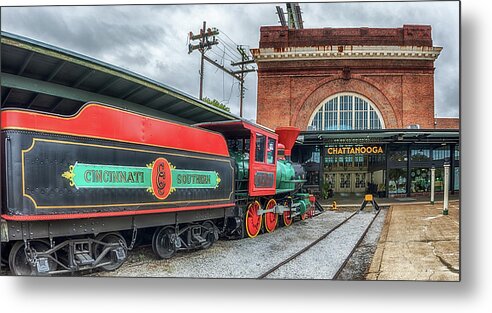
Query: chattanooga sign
[{"left": 327, "top": 146, "right": 384, "bottom": 155}]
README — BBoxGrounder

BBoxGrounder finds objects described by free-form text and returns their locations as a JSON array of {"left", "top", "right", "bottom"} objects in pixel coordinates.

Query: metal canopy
[
  {"left": 1, "top": 31, "right": 239, "bottom": 124},
  {"left": 300, "top": 129, "right": 459, "bottom": 145}
]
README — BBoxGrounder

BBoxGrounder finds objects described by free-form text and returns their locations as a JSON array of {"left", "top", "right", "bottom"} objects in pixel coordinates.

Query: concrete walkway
[
  {"left": 319, "top": 193, "right": 460, "bottom": 208},
  {"left": 365, "top": 201, "right": 460, "bottom": 281}
]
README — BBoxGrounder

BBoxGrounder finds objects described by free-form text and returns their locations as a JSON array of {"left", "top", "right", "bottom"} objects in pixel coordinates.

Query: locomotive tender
[{"left": 0, "top": 102, "right": 314, "bottom": 275}]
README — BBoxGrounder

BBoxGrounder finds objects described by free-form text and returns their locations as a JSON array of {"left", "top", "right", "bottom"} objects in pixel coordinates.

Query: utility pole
[
  {"left": 188, "top": 23, "right": 255, "bottom": 116},
  {"left": 234, "top": 45, "right": 255, "bottom": 117},
  {"left": 188, "top": 21, "right": 219, "bottom": 100}
]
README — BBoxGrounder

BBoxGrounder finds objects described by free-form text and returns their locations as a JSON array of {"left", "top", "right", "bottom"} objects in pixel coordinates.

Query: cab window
[
  {"left": 255, "top": 133, "right": 266, "bottom": 163},
  {"left": 267, "top": 138, "right": 276, "bottom": 164}
]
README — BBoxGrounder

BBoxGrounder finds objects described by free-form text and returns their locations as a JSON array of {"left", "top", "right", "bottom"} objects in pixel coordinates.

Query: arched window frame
[{"left": 307, "top": 93, "right": 385, "bottom": 131}]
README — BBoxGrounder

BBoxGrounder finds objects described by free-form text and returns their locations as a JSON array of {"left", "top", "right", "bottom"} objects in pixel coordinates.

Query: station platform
[
  {"left": 365, "top": 201, "right": 460, "bottom": 281},
  {"left": 318, "top": 193, "right": 460, "bottom": 208}
]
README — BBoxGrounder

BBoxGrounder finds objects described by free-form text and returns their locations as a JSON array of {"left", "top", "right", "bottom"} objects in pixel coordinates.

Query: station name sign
[{"left": 327, "top": 146, "right": 384, "bottom": 155}]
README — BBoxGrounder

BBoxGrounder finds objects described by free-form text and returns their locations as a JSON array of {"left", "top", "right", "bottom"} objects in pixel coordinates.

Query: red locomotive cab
[
  {"left": 196, "top": 120, "right": 278, "bottom": 197},
  {"left": 248, "top": 130, "right": 277, "bottom": 196}
]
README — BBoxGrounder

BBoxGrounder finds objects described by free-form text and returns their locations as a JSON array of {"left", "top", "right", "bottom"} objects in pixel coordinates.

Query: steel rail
[
  {"left": 332, "top": 208, "right": 383, "bottom": 280},
  {"left": 257, "top": 210, "right": 359, "bottom": 279}
]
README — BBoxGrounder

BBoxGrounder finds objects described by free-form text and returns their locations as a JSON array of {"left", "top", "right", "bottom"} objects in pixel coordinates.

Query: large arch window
[{"left": 308, "top": 93, "right": 384, "bottom": 131}]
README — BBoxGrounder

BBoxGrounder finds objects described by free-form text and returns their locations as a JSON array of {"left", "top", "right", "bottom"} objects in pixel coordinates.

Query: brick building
[
  {"left": 251, "top": 25, "right": 459, "bottom": 198},
  {"left": 252, "top": 25, "right": 459, "bottom": 131}
]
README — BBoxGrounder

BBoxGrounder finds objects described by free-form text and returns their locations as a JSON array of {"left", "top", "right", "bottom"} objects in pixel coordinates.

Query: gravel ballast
[
  {"left": 88, "top": 209, "right": 382, "bottom": 279},
  {"left": 1, "top": 209, "right": 384, "bottom": 279},
  {"left": 265, "top": 211, "right": 377, "bottom": 279}
]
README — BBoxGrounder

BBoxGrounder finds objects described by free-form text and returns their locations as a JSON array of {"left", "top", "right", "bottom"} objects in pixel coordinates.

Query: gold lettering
[
  {"left": 84, "top": 171, "right": 92, "bottom": 183},
  {"left": 103, "top": 171, "right": 110, "bottom": 183},
  {"left": 127, "top": 172, "right": 134, "bottom": 183},
  {"left": 94, "top": 170, "right": 102, "bottom": 183}
]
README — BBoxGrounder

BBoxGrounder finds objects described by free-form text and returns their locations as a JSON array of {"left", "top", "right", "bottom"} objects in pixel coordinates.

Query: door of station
[{"left": 326, "top": 172, "right": 368, "bottom": 193}]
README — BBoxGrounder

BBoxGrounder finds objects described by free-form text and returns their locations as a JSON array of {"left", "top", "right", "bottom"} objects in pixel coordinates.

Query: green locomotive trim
[{"left": 62, "top": 161, "right": 221, "bottom": 191}]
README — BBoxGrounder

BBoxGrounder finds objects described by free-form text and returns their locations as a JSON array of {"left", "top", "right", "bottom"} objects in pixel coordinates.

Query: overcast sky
[{"left": 1, "top": 1, "right": 459, "bottom": 121}]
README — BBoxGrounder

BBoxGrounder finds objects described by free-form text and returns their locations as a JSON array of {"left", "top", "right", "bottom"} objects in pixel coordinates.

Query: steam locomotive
[{"left": 0, "top": 102, "right": 315, "bottom": 275}]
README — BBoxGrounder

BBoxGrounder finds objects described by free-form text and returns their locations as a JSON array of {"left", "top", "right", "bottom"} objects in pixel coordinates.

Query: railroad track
[{"left": 257, "top": 208, "right": 383, "bottom": 279}]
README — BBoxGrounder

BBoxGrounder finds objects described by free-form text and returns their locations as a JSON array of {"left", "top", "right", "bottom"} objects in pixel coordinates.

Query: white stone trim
[{"left": 251, "top": 45, "right": 442, "bottom": 62}]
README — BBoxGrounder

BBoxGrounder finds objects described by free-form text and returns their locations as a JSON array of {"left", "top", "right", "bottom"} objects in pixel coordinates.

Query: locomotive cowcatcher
[{"left": 0, "top": 102, "right": 315, "bottom": 275}]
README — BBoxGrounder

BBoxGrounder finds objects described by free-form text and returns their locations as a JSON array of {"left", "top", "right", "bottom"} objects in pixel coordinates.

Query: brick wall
[
  {"left": 434, "top": 118, "right": 460, "bottom": 129},
  {"left": 259, "top": 25, "right": 433, "bottom": 49},
  {"left": 255, "top": 25, "right": 443, "bottom": 131}
]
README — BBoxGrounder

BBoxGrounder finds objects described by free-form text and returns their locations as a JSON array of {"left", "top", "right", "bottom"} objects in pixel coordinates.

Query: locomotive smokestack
[{"left": 275, "top": 126, "right": 300, "bottom": 159}]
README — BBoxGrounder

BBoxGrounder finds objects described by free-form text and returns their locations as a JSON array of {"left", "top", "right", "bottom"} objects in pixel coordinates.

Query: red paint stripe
[
  {"left": 1, "top": 103, "right": 229, "bottom": 157},
  {"left": 1, "top": 203, "right": 235, "bottom": 221}
]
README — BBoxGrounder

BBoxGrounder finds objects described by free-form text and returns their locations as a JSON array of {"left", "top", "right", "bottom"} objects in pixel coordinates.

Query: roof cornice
[{"left": 251, "top": 45, "right": 442, "bottom": 62}]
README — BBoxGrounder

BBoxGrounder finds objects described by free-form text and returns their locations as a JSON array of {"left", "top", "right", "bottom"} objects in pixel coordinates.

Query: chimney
[{"left": 275, "top": 126, "right": 300, "bottom": 159}]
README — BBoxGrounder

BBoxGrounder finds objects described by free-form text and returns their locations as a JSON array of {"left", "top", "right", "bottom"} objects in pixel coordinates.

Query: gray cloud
[{"left": 1, "top": 1, "right": 459, "bottom": 120}]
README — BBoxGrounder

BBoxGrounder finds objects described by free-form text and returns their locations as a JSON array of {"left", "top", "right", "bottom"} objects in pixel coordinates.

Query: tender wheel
[
  {"left": 245, "top": 201, "right": 262, "bottom": 238},
  {"left": 93, "top": 232, "right": 127, "bottom": 272},
  {"left": 283, "top": 210, "right": 293, "bottom": 227},
  {"left": 264, "top": 199, "right": 278, "bottom": 233},
  {"left": 201, "top": 221, "right": 217, "bottom": 249},
  {"left": 152, "top": 226, "right": 177, "bottom": 259},
  {"left": 8, "top": 240, "right": 57, "bottom": 276}
]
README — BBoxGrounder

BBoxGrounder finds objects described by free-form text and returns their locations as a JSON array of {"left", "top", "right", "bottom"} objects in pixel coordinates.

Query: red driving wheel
[
  {"left": 245, "top": 201, "right": 262, "bottom": 238},
  {"left": 283, "top": 210, "right": 293, "bottom": 227},
  {"left": 264, "top": 199, "right": 278, "bottom": 233}
]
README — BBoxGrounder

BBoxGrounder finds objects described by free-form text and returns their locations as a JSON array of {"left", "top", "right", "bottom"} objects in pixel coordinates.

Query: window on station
[
  {"left": 305, "top": 146, "right": 321, "bottom": 164},
  {"left": 388, "top": 146, "right": 408, "bottom": 163},
  {"left": 410, "top": 168, "right": 431, "bottom": 193},
  {"left": 388, "top": 168, "right": 407, "bottom": 195},
  {"left": 433, "top": 146, "right": 450, "bottom": 161},
  {"left": 411, "top": 148, "right": 431, "bottom": 161},
  {"left": 308, "top": 93, "right": 384, "bottom": 131},
  {"left": 255, "top": 133, "right": 266, "bottom": 163},
  {"left": 267, "top": 138, "right": 276, "bottom": 164}
]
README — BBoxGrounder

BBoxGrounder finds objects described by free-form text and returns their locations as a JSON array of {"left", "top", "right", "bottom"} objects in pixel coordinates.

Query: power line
[
  {"left": 188, "top": 21, "right": 219, "bottom": 100},
  {"left": 188, "top": 22, "right": 256, "bottom": 117}
]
